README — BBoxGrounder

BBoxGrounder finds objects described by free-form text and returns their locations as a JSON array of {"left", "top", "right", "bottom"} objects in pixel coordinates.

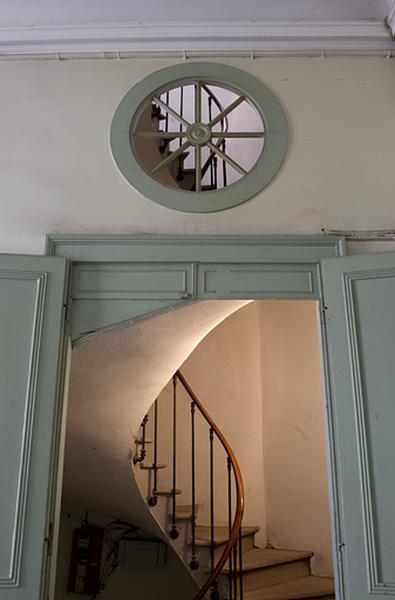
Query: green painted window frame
[{"left": 110, "top": 63, "right": 288, "bottom": 213}]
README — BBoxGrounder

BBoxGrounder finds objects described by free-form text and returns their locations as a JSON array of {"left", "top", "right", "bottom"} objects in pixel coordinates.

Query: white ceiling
[
  {"left": 0, "top": 0, "right": 394, "bottom": 54},
  {"left": 0, "top": 0, "right": 391, "bottom": 26}
]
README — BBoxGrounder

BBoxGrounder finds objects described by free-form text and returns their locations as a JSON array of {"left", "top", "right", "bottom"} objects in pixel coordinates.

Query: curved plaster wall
[{"left": 61, "top": 299, "right": 251, "bottom": 535}]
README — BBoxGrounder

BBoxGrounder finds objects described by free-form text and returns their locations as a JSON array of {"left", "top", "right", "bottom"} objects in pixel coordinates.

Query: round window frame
[{"left": 110, "top": 62, "right": 288, "bottom": 213}]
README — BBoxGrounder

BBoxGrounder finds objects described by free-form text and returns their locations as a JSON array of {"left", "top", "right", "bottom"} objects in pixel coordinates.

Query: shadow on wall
[{"left": 54, "top": 507, "right": 198, "bottom": 600}]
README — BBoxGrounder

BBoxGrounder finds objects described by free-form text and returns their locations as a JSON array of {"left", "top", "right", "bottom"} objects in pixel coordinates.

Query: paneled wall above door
[{"left": 46, "top": 235, "right": 344, "bottom": 340}]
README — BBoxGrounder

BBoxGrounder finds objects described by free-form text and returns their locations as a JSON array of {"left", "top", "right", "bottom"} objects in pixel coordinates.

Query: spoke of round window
[{"left": 132, "top": 81, "right": 265, "bottom": 192}]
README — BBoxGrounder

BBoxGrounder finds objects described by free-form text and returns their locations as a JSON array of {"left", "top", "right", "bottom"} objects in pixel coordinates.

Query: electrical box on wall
[
  {"left": 67, "top": 526, "right": 104, "bottom": 594},
  {"left": 118, "top": 537, "right": 167, "bottom": 568}
]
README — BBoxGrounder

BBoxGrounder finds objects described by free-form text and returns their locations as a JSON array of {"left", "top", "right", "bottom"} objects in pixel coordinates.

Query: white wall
[
  {"left": 259, "top": 301, "right": 332, "bottom": 577},
  {"left": 0, "top": 57, "right": 394, "bottom": 254}
]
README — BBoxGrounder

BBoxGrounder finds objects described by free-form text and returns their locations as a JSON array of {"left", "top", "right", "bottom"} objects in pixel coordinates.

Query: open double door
[{"left": 1, "top": 244, "right": 394, "bottom": 600}]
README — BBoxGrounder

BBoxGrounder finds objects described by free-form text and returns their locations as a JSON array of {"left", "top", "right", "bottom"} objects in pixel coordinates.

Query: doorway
[
  {"left": 53, "top": 298, "right": 336, "bottom": 600},
  {"left": 5, "top": 235, "right": 395, "bottom": 600}
]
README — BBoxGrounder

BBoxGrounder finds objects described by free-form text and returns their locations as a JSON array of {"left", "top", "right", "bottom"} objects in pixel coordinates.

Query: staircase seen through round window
[
  {"left": 110, "top": 63, "right": 288, "bottom": 212},
  {"left": 133, "top": 82, "right": 265, "bottom": 192}
]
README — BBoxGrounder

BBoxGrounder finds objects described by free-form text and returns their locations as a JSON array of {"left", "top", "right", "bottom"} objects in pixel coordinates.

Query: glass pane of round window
[{"left": 132, "top": 81, "right": 265, "bottom": 192}]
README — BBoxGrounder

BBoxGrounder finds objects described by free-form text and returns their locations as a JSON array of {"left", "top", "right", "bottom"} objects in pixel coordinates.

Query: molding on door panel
[
  {"left": 0, "top": 271, "right": 47, "bottom": 587},
  {"left": 343, "top": 268, "right": 395, "bottom": 593},
  {"left": 46, "top": 234, "right": 345, "bottom": 261}
]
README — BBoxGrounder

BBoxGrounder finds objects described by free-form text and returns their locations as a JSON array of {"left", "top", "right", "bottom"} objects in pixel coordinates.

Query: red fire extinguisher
[{"left": 67, "top": 526, "right": 104, "bottom": 595}]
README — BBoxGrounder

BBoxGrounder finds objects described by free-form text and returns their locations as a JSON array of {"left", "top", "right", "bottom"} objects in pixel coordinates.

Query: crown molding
[
  {"left": 387, "top": 3, "right": 395, "bottom": 37},
  {"left": 0, "top": 20, "right": 394, "bottom": 55}
]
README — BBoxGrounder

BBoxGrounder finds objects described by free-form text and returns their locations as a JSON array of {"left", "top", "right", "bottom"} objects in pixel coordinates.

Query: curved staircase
[
  {"left": 134, "top": 84, "right": 230, "bottom": 192},
  {"left": 134, "top": 371, "right": 336, "bottom": 600}
]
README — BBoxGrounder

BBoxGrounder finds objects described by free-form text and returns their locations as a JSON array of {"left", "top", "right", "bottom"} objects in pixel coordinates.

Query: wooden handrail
[{"left": 176, "top": 370, "right": 245, "bottom": 600}]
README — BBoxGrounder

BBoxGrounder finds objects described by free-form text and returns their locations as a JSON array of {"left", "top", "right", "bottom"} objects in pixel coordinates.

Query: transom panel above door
[{"left": 46, "top": 235, "right": 344, "bottom": 339}]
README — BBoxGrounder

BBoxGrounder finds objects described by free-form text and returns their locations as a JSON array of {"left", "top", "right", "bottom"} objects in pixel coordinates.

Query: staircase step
[
  {"left": 154, "top": 488, "right": 182, "bottom": 496},
  {"left": 176, "top": 504, "right": 197, "bottom": 515},
  {"left": 169, "top": 504, "right": 200, "bottom": 520},
  {"left": 194, "top": 525, "right": 259, "bottom": 547},
  {"left": 228, "top": 548, "right": 313, "bottom": 572},
  {"left": 139, "top": 463, "right": 167, "bottom": 471},
  {"left": 192, "top": 525, "right": 258, "bottom": 561},
  {"left": 223, "top": 548, "right": 313, "bottom": 592},
  {"left": 241, "top": 576, "right": 335, "bottom": 600}
]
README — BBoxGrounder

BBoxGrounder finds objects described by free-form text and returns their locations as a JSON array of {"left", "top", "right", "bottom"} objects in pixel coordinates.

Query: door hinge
[
  {"left": 320, "top": 304, "right": 328, "bottom": 324},
  {"left": 44, "top": 521, "right": 54, "bottom": 557},
  {"left": 63, "top": 301, "right": 72, "bottom": 330}
]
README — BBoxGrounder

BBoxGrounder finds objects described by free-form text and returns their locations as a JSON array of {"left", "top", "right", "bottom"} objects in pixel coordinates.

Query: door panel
[
  {"left": 321, "top": 251, "right": 395, "bottom": 599},
  {"left": 70, "top": 261, "right": 193, "bottom": 338},
  {"left": 197, "top": 262, "right": 317, "bottom": 297},
  {"left": 0, "top": 255, "right": 68, "bottom": 599}
]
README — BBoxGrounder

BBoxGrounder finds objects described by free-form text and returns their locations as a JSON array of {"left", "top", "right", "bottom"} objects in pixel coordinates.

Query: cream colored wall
[
  {"left": 145, "top": 300, "right": 333, "bottom": 576},
  {"left": 0, "top": 57, "right": 394, "bottom": 254},
  {"left": 258, "top": 301, "right": 332, "bottom": 577}
]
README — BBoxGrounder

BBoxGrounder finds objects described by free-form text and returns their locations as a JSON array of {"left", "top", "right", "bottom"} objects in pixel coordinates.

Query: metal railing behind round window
[{"left": 132, "top": 81, "right": 265, "bottom": 193}]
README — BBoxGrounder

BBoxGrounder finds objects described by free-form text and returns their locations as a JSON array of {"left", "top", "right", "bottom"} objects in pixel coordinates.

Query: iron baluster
[
  {"left": 195, "top": 81, "right": 202, "bottom": 191},
  {"left": 233, "top": 539, "right": 238, "bottom": 600},
  {"left": 165, "top": 90, "right": 169, "bottom": 132},
  {"left": 177, "top": 86, "right": 185, "bottom": 181},
  {"left": 209, "top": 427, "right": 215, "bottom": 572},
  {"left": 222, "top": 140, "right": 227, "bottom": 187},
  {"left": 209, "top": 427, "right": 219, "bottom": 600},
  {"left": 170, "top": 375, "right": 179, "bottom": 539},
  {"left": 190, "top": 400, "right": 199, "bottom": 569},
  {"left": 239, "top": 528, "right": 244, "bottom": 599},
  {"left": 148, "top": 399, "right": 159, "bottom": 506},
  {"left": 227, "top": 456, "right": 234, "bottom": 600},
  {"left": 208, "top": 95, "right": 214, "bottom": 189}
]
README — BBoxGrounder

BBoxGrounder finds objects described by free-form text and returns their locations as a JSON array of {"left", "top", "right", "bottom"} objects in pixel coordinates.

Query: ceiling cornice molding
[
  {"left": 0, "top": 20, "right": 394, "bottom": 55},
  {"left": 386, "top": 3, "right": 395, "bottom": 37}
]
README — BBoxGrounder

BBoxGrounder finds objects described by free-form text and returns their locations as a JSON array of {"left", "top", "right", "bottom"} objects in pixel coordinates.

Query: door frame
[{"left": 46, "top": 233, "right": 345, "bottom": 598}]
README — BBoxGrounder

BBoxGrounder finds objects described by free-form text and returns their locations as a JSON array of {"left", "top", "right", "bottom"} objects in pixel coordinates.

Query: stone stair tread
[
  {"left": 242, "top": 576, "right": 335, "bottom": 600},
  {"left": 139, "top": 463, "right": 167, "bottom": 470},
  {"left": 223, "top": 548, "right": 313, "bottom": 573},
  {"left": 176, "top": 504, "right": 197, "bottom": 514},
  {"left": 170, "top": 504, "right": 200, "bottom": 520},
  {"left": 194, "top": 525, "right": 259, "bottom": 546},
  {"left": 154, "top": 488, "right": 182, "bottom": 496}
]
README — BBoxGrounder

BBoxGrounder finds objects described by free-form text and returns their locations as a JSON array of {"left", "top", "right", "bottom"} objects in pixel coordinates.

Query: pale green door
[
  {"left": 0, "top": 255, "right": 68, "bottom": 600},
  {"left": 322, "top": 251, "right": 395, "bottom": 600}
]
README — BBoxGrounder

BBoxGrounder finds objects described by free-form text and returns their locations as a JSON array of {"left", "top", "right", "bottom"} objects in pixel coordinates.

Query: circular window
[{"left": 110, "top": 63, "right": 287, "bottom": 213}]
